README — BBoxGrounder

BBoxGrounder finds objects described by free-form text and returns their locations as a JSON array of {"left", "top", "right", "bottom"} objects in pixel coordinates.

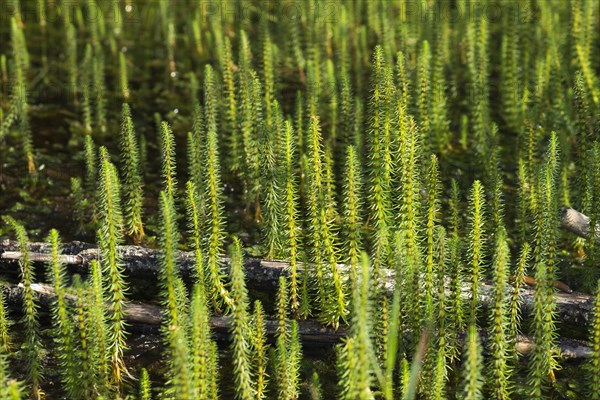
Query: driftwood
[{"left": 0, "top": 282, "right": 592, "bottom": 359}]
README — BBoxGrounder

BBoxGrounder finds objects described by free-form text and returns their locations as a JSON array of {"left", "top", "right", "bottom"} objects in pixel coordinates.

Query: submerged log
[
  {"left": 0, "top": 238, "right": 597, "bottom": 328},
  {"left": 0, "top": 282, "right": 592, "bottom": 359}
]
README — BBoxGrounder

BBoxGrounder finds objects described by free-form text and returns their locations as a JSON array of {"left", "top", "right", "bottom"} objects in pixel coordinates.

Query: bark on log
[
  {"left": 0, "top": 239, "right": 597, "bottom": 328},
  {"left": 0, "top": 282, "right": 592, "bottom": 359},
  {"left": 561, "top": 207, "right": 600, "bottom": 240}
]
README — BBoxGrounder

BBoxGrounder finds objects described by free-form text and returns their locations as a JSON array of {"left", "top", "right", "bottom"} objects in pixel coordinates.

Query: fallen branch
[
  {"left": 0, "top": 282, "right": 592, "bottom": 359},
  {"left": 0, "top": 239, "right": 596, "bottom": 328},
  {"left": 0, "top": 282, "right": 348, "bottom": 345},
  {"left": 561, "top": 207, "right": 600, "bottom": 240}
]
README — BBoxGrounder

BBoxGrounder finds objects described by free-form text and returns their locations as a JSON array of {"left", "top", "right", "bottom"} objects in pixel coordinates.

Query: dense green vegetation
[{"left": 1, "top": 0, "right": 600, "bottom": 398}]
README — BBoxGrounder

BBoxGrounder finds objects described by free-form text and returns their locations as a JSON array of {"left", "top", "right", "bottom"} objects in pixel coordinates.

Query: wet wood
[
  {"left": 0, "top": 238, "right": 596, "bottom": 328},
  {"left": 0, "top": 282, "right": 348, "bottom": 345},
  {"left": 561, "top": 207, "right": 600, "bottom": 240},
  {"left": 1, "top": 282, "right": 592, "bottom": 358},
  {"left": 521, "top": 276, "right": 573, "bottom": 294}
]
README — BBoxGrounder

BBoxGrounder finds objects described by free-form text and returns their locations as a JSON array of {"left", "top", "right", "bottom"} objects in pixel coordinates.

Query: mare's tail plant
[
  {"left": 460, "top": 324, "right": 485, "bottom": 400},
  {"left": 0, "top": 354, "right": 23, "bottom": 399},
  {"left": 119, "top": 103, "right": 145, "bottom": 243},
  {"left": 343, "top": 145, "right": 364, "bottom": 280},
  {"left": 229, "top": 237, "right": 256, "bottom": 400},
  {"left": 204, "top": 94, "right": 233, "bottom": 311},
  {"left": 188, "top": 284, "right": 217, "bottom": 398},
  {"left": 423, "top": 154, "right": 440, "bottom": 322},
  {"left": 282, "top": 120, "right": 301, "bottom": 314},
  {"left": 488, "top": 228, "right": 512, "bottom": 399},
  {"left": 528, "top": 132, "right": 561, "bottom": 398},
  {"left": 589, "top": 278, "right": 600, "bottom": 399},
  {"left": 466, "top": 180, "right": 486, "bottom": 325},
  {"left": 252, "top": 300, "right": 269, "bottom": 399},
  {"left": 508, "top": 242, "right": 530, "bottom": 363},
  {"left": 139, "top": 368, "right": 152, "bottom": 400},
  {"left": 158, "top": 190, "right": 193, "bottom": 398},
  {"left": 185, "top": 181, "right": 207, "bottom": 291},
  {"left": 367, "top": 46, "right": 393, "bottom": 278},
  {"left": 0, "top": 290, "right": 9, "bottom": 353},
  {"left": 46, "top": 229, "right": 78, "bottom": 397},
  {"left": 7, "top": 17, "right": 34, "bottom": 173},
  {"left": 88, "top": 259, "right": 110, "bottom": 389},
  {"left": 160, "top": 121, "right": 178, "bottom": 202},
  {"left": 97, "top": 147, "right": 129, "bottom": 387},
  {"left": 4, "top": 217, "right": 43, "bottom": 398}
]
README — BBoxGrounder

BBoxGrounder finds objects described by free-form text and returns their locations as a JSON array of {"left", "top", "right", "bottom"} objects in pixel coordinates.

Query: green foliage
[
  {"left": 92, "top": 46, "right": 107, "bottom": 133},
  {"left": 0, "top": 290, "right": 9, "bottom": 353},
  {"left": 306, "top": 115, "right": 347, "bottom": 327},
  {"left": 7, "top": 17, "right": 34, "bottom": 173},
  {"left": 252, "top": 301, "right": 269, "bottom": 399},
  {"left": 119, "top": 103, "right": 145, "bottom": 243},
  {"left": 589, "top": 276, "right": 600, "bottom": 398},
  {"left": 97, "top": 147, "right": 129, "bottom": 386},
  {"left": 188, "top": 284, "right": 217, "bottom": 398},
  {"left": 281, "top": 120, "right": 301, "bottom": 314},
  {"left": 488, "top": 229, "right": 512, "bottom": 399},
  {"left": 81, "top": 44, "right": 93, "bottom": 133},
  {"left": 185, "top": 181, "right": 207, "bottom": 291},
  {"left": 508, "top": 243, "right": 531, "bottom": 363},
  {"left": 204, "top": 96, "right": 232, "bottom": 311},
  {"left": 0, "top": 355, "right": 23, "bottom": 399},
  {"left": 88, "top": 259, "right": 110, "bottom": 390},
  {"left": 3, "top": 2, "right": 600, "bottom": 398},
  {"left": 160, "top": 121, "right": 178, "bottom": 202},
  {"left": 66, "top": 23, "right": 77, "bottom": 105},
  {"left": 158, "top": 190, "right": 182, "bottom": 327},
  {"left": 528, "top": 133, "right": 561, "bottom": 398},
  {"left": 423, "top": 155, "right": 440, "bottom": 321},
  {"left": 367, "top": 46, "right": 393, "bottom": 277},
  {"left": 229, "top": 237, "right": 255, "bottom": 400},
  {"left": 262, "top": 102, "right": 286, "bottom": 260},
  {"left": 461, "top": 324, "right": 485, "bottom": 400},
  {"left": 342, "top": 145, "right": 364, "bottom": 279},
  {"left": 119, "top": 52, "right": 130, "bottom": 100},
  {"left": 46, "top": 230, "right": 77, "bottom": 397},
  {"left": 349, "top": 253, "right": 377, "bottom": 399},
  {"left": 139, "top": 368, "right": 152, "bottom": 400},
  {"left": 71, "top": 275, "right": 104, "bottom": 398},
  {"left": 4, "top": 217, "right": 43, "bottom": 398},
  {"left": 70, "top": 177, "right": 86, "bottom": 231},
  {"left": 467, "top": 180, "right": 486, "bottom": 325}
]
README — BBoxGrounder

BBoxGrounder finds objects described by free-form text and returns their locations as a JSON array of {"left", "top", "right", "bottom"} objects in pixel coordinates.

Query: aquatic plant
[
  {"left": 528, "top": 133, "right": 561, "bottom": 398},
  {"left": 46, "top": 230, "right": 77, "bottom": 397},
  {"left": 0, "top": 1, "right": 600, "bottom": 398},
  {"left": 188, "top": 284, "right": 216, "bottom": 398},
  {"left": 159, "top": 121, "right": 178, "bottom": 202},
  {"left": 97, "top": 147, "right": 129, "bottom": 387},
  {"left": 229, "top": 237, "right": 255, "bottom": 399},
  {"left": 119, "top": 103, "right": 145, "bottom": 243},
  {"left": 204, "top": 89, "right": 233, "bottom": 311},
  {"left": 461, "top": 324, "right": 485, "bottom": 400},
  {"left": 488, "top": 228, "right": 512, "bottom": 399},
  {"left": 139, "top": 368, "right": 152, "bottom": 400},
  {"left": 252, "top": 300, "right": 269, "bottom": 399},
  {"left": 4, "top": 217, "right": 43, "bottom": 398},
  {"left": 0, "top": 291, "right": 9, "bottom": 353},
  {"left": 467, "top": 180, "right": 486, "bottom": 325}
]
